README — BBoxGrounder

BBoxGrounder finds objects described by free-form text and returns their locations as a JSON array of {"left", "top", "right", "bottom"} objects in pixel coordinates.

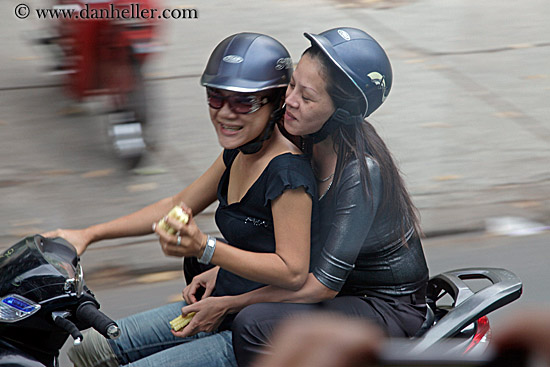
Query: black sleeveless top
[{"left": 213, "top": 149, "right": 319, "bottom": 297}]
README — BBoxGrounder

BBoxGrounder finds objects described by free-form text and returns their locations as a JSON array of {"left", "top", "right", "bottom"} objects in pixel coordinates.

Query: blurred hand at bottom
[
  {"left": 252, "top": 312, "right": 384, "bottom": 367},
  {"left": 493, "top": 309, "right": 550, "bottom": 366}
]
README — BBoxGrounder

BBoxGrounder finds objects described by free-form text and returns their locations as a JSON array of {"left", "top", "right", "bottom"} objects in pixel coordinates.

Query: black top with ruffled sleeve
[{"left": 213, "top": 149, "right": 319, "bottom": 297}]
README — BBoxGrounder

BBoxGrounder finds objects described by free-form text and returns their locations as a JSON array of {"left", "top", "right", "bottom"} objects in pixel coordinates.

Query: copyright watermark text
[{"left": 14, "top": 3, "right": 198, "bottom": 20}]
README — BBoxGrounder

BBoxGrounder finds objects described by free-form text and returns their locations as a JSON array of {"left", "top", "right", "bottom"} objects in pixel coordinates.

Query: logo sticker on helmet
[
  {"left": 275, "top": 57, "right": 293, "bottom": 70},
  {"left": 223, "top": 55, "right": 244, "bottom": 64},
  {"left": 367, "top": 71, "right": 388, "bottom": 101},
  {"left": 337, "top": 29, "right": 351, "bottom": 41}
]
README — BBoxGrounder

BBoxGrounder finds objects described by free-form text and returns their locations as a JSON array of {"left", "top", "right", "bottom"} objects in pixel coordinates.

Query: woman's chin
[
  {"left": 283, "top": 122, "right": 306, "bottom": 137},
  {"left": 218, "top": 137, "right": 243, "bottom": 150}
]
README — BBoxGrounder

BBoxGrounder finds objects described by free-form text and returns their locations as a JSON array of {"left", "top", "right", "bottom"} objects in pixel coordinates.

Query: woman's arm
[
  {"left": 313, "top": 158, "right": 381, "bottom": 292},
  {"left": 213, "top": 187, "right": 312, "bottom": 290},
  {"left": 44, "top": 153, "right": 225, "bottom": 254},
  {"left": 227, "top": 272, "right": 337, "bottom": 309},
  {"left": 174, "top": 272, "right": 337, "bottom": 338},
  {"left": 160, "top": 187, "right": 313, "bottom": 290}
]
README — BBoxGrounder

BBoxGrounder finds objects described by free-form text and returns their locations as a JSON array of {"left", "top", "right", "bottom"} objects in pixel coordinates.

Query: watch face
[
  {"left": 207, "top": 236, "right": 216, "bottom": 247},
  {"left": 198, "top": 236, "right": 216, "bottom": 264}
]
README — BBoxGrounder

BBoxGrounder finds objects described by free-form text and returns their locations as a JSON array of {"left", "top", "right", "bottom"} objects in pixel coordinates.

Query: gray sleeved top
[{"left": 312, "top": 157, "right": 428, "bottom": 297}]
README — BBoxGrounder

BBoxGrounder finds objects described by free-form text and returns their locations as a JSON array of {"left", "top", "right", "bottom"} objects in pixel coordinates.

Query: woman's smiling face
[
  {"left": 283, "top": 53, "right": 335, "bottom": 137},
  {"left": 208, "top": 89, "right": 273, "bottom": 150}
]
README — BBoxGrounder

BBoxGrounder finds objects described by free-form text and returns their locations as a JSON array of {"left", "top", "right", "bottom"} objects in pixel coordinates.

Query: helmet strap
[
  {"left": 238, "top": 104, "right": 285, "bottom": 155},
  {"left": 307, "top": 108, "right": 363, "bottom": 143}
]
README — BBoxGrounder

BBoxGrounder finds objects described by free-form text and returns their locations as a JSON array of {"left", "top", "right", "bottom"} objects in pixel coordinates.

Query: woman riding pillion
[
  {"left": 231, "top": 27, "right": 429, "bottom": 366},
  {"left": 56, "top": 33, "right": 319, "bottom": 367}
]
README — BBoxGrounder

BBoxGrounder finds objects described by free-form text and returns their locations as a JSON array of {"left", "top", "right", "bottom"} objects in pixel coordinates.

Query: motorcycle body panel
[
  {"left": 415, "top": 268, "right": 523, "bottom": 353},
  {"left": 0, "top": 236, "right": 89, "bottom": 367},
  {"left": 0, "top": 339, "right": 46, "bottom": 367}
]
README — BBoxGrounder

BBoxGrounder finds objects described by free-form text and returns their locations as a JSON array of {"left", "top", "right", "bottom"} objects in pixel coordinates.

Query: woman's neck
[
  {"left": 312, "top": 136, "right": 337, "bottom": 178},
  {"left": 238, "top": 124, "right": 299, "bottom": 165}
]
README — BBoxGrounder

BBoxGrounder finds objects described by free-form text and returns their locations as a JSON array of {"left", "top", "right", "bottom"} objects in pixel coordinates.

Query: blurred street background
[{"left": 1, "top": 0, "right": 549, "bottom": 365}]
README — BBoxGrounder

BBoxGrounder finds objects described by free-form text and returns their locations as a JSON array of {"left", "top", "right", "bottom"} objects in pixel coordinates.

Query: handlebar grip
[{"left": 76, "top": 301, "right": 121, "bottom": 339}]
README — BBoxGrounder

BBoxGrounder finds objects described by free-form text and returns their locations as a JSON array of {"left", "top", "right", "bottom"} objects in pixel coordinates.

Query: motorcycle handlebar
[
  {"left": 76, "top": 301, "right": 121, "bottom": 339},
  {"left": 53, "top": 313, "right": 84, "bottom": 345}
]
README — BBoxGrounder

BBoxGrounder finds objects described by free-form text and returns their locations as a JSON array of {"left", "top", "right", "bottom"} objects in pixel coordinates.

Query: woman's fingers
[
  {"left": 41, "top": 229, "right": 89, "bottom": 256},
  {"left": 171, "top": 304, "right": 200, "bottom": 338},
  {"left": 172, "top": 301, "right": 224, "bottom": 338},
  {"left": 156, "top": 228, "right": 196, "bottom": 258},
  {"left": 178, "top": 202, "right": 193, "bottom": 216},
  {"left": 154, "top": 205, "right": 204, "bottom": 258},
  {"left": 41, "top": 229, "right": 60, "bottom": 238},
  {"left": 164, "top": 215, "right": 189, "bottom": 235},
  {"left": 202, "top": 283, "right": 214, "bottom": 299},
  {"left": 183, "top": 282, "right": 200, "bottom": 304}
]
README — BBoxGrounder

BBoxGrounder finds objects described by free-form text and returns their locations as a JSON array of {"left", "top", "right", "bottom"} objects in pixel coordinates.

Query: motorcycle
[
  {"left": 0, "top": 235, "right": 120, "bottom": 367},
  {"left": 0, "top": 236, "right": 522, "bottom": 366},
  {"left": 277, "top": 268, "right": 523, "bottom": 366},
  {"left": 413, "top": 267, "right": 522, "bottom": 353},
  {"left": 35, "top": 0, "right": 161, "bottom": 168},
  {"left": 366, "top": 268, "right": 524, "bottom": 366}
]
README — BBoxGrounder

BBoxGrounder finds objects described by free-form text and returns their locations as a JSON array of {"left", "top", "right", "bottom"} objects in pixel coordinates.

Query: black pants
[{"left": 231, "top": 295, "right": 426, "bottom": 367}]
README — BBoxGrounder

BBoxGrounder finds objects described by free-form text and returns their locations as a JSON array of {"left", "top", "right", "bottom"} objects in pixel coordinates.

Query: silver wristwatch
[{"left": 198, "top": 235, "right": 216, "bottom": 265}]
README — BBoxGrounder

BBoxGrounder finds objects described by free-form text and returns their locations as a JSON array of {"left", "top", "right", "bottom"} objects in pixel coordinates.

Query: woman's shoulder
[
  {"left": 265, "top": 152, "right": 313, "bottom": 179},
  {"left": 333, "top": 155, "right": 382, "bottom": 199},
  {"left": 263, "top": 152, "right": 316, "bottom": 204},
  {"left": 269, "top": 151, "right": 310, "bottom": 166},
  {"left": 342, "top": 155, "right": 380, "bottom": 177}
]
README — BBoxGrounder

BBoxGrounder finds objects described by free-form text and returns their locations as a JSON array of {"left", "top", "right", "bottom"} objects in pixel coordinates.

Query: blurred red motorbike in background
[{"left": 36, "top": 0, "right": 161, "bottom": 167}]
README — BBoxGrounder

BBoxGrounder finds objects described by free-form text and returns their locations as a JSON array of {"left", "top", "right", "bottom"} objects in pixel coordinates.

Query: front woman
[
  {"left": 51, "top": 33, "right": 318, "bottom": 367},
  {"left": 172, "top": 27, "right": 429, "bottom": 367}
]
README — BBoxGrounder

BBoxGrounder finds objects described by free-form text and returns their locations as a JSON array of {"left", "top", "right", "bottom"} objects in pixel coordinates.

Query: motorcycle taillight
[{"left": 464, "top": 316, "right": 491, "bottom": 353}]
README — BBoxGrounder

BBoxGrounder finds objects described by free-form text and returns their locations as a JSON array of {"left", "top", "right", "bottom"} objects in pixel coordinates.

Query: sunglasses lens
[
  {"left": 231, "top": 96, "right": 256, "bottom": 114},
  {"left": 206, "top": 89, "right": 268, "bottom": 114},
  {"left": 207, "top": 92, "right": 224, "bottom": 109}
]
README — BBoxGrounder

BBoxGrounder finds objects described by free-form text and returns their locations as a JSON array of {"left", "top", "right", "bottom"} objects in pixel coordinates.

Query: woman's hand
[
  {"left": 154, "top": 203, "right": 207, "bottom": 258},
  {"left": 171, "top": 297, "right": 229, "bottom": 338},
  {"left": 182, "top": 266, "right": 219, "bottom": 304},
  {"left": 41, "top": 228, "right": 91, "bottom": 256}
]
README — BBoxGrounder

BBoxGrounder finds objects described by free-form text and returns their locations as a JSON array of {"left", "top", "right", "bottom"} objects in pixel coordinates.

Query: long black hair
[{"left": 304, "top": 45, "right": 421, "bottom": 240}]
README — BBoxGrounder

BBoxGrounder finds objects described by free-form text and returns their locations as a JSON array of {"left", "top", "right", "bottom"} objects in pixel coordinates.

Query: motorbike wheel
[{"left": 105, "top": 52, "right": 148, "bottom": 169}]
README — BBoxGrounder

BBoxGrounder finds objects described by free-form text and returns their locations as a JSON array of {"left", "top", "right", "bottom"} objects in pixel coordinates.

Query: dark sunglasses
[{"left": 206, "top": 88, "right": 270, "bottom": 114}]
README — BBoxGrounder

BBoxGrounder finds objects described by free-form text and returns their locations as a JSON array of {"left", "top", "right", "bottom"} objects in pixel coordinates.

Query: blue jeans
[{"left": 108, "top": 301, "right": 237, "bottom": 367}]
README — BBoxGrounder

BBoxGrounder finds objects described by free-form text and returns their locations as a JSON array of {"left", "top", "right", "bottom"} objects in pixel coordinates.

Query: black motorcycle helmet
[
  {"left": 200, "top": 33, "right": 292, "bottom": 154},
  {"left": 303, "top": 27, "right": 393, "bottom": 142}
]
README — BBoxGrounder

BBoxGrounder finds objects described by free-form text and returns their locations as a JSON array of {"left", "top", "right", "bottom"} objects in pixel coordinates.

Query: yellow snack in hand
[
  {"left": 158, "top": 205, "right": 189, "bottom": 235},
  {"left": 170, "top": 312, "right": 196, "bottom": 331}
]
